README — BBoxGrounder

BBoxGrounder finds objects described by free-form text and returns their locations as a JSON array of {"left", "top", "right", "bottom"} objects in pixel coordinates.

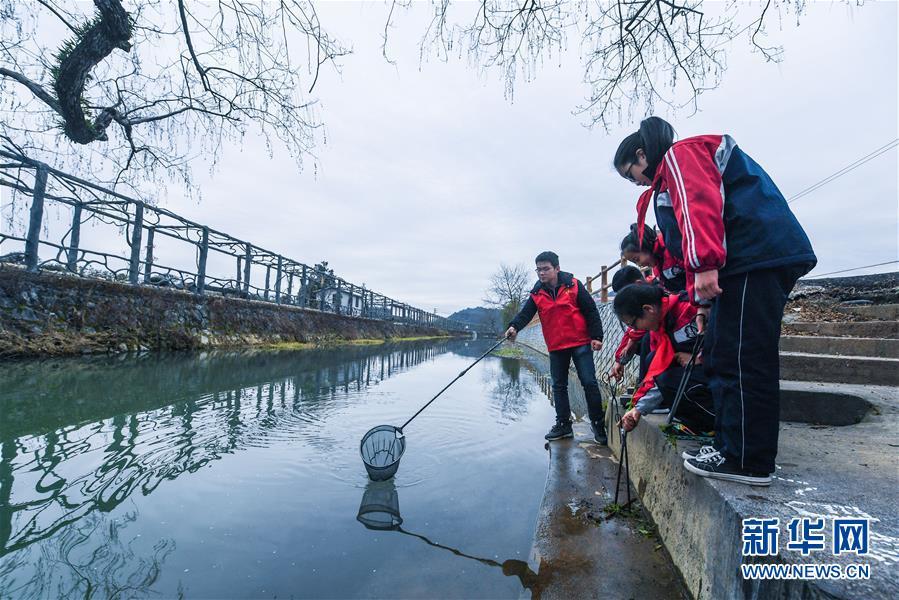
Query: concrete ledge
[
  {"left": 527, "top": 424, "right": 686, "bottom": 599},
  {"left": 785, "top": 321, "right": 899, "bottom": 339},
  {"left": 780, "top": 336, "right": 899, "bottom": 359},
  {"left": 836, "top": 304, "right": 899, "bottom": 321},
  {"left": 780, "top": 352, "right": 899, "bottom": 386},
  {"left": 607, "top": 381, "right": 899, "bottom": 600}
]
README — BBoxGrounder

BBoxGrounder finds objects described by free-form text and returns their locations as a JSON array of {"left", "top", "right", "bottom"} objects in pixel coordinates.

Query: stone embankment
[{"left": 0, "top": 266, "right": 455, "bottom": 359}]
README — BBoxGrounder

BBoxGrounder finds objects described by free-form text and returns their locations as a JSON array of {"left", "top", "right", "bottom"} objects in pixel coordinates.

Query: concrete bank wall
[{"left": 0, "top": 266, "right": 453, "bottom": 358}]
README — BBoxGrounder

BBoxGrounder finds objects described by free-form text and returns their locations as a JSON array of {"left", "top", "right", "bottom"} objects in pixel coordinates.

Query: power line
[
  {"left": 788, "top": 138, "right": 899, "bottom": 204},
  {"left": 804, "top": 260, "right": 899, "bottom": 280}
]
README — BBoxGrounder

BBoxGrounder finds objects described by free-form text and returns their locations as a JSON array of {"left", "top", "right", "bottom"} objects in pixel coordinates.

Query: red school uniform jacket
[
  {"left": 637, "top": 135, "right": 816, "bottom": 303},
  {"left": 631, "top": 293, "right": 699, "bottom": 406}
]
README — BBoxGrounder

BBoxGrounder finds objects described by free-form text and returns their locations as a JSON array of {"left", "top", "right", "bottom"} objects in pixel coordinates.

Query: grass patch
[
  {"left": 265, "top": 341, "right": 317, "bottom": 350},
  {"left": 493, "top": 346, "right": 526, "bottom": 358},
  {"left": 386, "top": 335, "right": 454, "bottom": 342},
  {"left": 661, "top": 425, "right": 678, "bottom": 448},
  {"left": 602, "top": 501, "right": 657, "bottom": 537},
  {"left": 264, "top": 335, "right": 453, "bottom": 351}
]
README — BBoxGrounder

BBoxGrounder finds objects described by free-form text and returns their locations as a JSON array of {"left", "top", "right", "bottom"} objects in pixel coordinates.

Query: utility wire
[
  {"left": 804, "top": 260, "right": 899, "bottom": 280},
  {"left": 788, "top": 138, "right": 899, "bottom": 204}
]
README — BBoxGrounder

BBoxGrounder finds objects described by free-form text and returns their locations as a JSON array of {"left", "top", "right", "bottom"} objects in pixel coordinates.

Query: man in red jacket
[{"left": 505, "top": 251, "right": 607, "bottom": 444}]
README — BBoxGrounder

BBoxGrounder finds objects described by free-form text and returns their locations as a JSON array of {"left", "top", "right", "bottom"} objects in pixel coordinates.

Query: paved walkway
[{"left": 527, "top": 423, "right": 687, "bottom": 599}]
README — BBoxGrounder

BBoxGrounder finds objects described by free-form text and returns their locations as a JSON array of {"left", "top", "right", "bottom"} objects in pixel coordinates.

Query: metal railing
[{"left": 0, "top": 149, "right": 488, "bottom": 334}]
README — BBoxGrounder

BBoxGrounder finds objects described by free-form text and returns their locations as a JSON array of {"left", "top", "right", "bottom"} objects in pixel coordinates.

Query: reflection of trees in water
[
  {"left": 481, "top": 357, "right": 536, "bottom": 424},
  {"left": 0, "top": 510, "right": 174, "bottom": 599},
  {"left": 0, "top": 341, "right": 454, "bottom": 443},
  {"left": 516, "top": 353, "right": 589, "bottom": 420},
  {"left": 0, "top": 340, "right": 457, "bottom": 569}
]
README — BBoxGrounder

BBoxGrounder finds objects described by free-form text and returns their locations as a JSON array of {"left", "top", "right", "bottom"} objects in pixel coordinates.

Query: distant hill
[{"left": 448, "top": 307, "right": 502, "bottom": 332}]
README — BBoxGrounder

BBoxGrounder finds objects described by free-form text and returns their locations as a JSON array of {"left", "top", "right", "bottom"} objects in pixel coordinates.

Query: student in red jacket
[
  {"left": 613, "top": 117, "right": 816, "bottom": 486},
  {"left": 505, "top": 251, "right": 607, "bottom": 444},
  {"left": 609, "top": 265, "right": 650, "bottom": 382},
  {"left": 612, "top": 284, "right": 714, "bottom": 436},
  {"left": 619, "top": 224, "right": 686, "bottom": 293}
]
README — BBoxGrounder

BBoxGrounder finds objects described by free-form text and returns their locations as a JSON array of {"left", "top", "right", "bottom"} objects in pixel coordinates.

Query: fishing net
[{"left": 359, "top": 425, "right": 406, "bottom": 481}]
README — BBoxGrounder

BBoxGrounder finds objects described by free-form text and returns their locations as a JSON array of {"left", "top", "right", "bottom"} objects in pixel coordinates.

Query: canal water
[{"left": 0, "top": 339, "right": 556, "bottom": 598}]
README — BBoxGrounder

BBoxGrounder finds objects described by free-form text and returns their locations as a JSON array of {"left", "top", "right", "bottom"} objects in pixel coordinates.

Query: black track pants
[{"left": 703, "top": 265, "right": 807, "bottom": 473}]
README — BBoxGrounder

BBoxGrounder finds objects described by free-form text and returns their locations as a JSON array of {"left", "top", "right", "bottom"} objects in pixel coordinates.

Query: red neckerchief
[
  {"left": 635, "top": 187, "right": 654, "bottom": 248},
  {"left": 636, "top": 163, "right": 667, "bottom": 247}
]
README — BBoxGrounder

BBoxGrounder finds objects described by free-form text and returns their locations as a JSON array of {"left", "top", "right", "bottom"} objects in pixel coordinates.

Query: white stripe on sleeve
[{"left": 665, "top": 151, "right": 701, "bottom": 270}]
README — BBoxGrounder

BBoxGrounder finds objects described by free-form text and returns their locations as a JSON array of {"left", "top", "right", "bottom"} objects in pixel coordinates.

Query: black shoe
[
  {"left": 680, "top": 445, "right": 719, "bottom": 461},
  {"left": 545, "top": 421, "right": 573, "bottom": 441},
  {"left": 591, "top": 420, "right": 608, "bottom": 445},
  {"left": 683, "top": 455, "right": 772, "bottom": 486}
]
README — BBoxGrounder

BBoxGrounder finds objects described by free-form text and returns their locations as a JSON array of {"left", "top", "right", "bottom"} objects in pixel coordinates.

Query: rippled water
[{"left": 0, "top": 339, "right": 556, "bottom": 598}]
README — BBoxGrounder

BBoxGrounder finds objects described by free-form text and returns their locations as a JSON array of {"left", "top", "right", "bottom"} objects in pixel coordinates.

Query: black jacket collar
[{"left": 531, "top": 271, "right": 575, "bottom": 294}]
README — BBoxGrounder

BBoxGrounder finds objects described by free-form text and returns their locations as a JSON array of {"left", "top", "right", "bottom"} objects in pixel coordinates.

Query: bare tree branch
[
  {"left": 52, "top": 0, "right": 133, "bottom": 144},
  {"left": 391, "top": 0, "right": 798, "bottom": 128},
  {"left": 0, "top": 67, "right": 62, "bottom": 113},
  {"left": 0, "top": 0, "right": 350, "bottom": 198}
]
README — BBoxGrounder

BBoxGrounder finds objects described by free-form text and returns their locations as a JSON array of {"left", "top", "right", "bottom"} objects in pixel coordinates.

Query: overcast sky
[{"left": 4, "top": 2, "right": 898, "bottom": 316}]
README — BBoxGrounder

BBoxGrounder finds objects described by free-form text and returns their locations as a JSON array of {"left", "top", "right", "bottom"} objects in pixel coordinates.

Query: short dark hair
[
  {"left": 611, "top": 266, "right": 645, "bottom": 293},
  {"left": 534, "top": 251, "right": 559, "bottom": 268},
  {"left": 613, "top": 283, "right": 665, "bottom": 321},
  {"left": 620, "top": 224, "right": 657, "bottom": 255}
]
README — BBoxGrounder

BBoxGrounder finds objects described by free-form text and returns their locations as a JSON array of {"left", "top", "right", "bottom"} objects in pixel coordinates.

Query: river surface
[{"left": 0, "top": 339, "right": 556, "bottom": 599}]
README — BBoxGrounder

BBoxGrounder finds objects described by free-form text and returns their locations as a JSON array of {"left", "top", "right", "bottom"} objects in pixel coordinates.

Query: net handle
[
  {"left": 666, "top": 333, "right": 704, "bottom": 425},
  {"left": 399, "top": 336, "right": 508, "bottom": 431}
]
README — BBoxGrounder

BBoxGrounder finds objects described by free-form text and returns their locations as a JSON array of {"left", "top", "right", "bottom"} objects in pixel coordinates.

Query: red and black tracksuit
[
  {"left": 613, "top": 233, "right": 684, "bottom": 380},
  {"left": 508, "top": 272, "right": 604, "bottom": 424},
  {"left": 629, "top": 293, "right": 715, "bottom": 433},
  {"left": 614, "top": 235, "right": 684, "bottom": 381},
  {"left": 637, "top": 134, "right": 816, "bottom": 474}
]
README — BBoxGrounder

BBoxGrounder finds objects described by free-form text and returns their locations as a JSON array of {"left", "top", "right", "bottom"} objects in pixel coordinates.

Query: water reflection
[
  {"left": 0, "top": 338, "right": 552, "bottom": 598},
  {"left": 484, "top": 357, "right": 530, "bottom": 423},
  {"left": 516, "top": 348, "right": 590, "bottom": 421},
  {"left": 0, "top": 510, "right": 174, "bottom": 600},
  {"left": 356, "top": 481, "right": 540, "bottom": 593},
  {"left": 0, "top": 341, "right": 452, "bottom": 561}
]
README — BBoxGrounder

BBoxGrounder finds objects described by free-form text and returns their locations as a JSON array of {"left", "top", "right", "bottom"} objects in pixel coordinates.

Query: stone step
[
  {"left": 780, "top": 335, "right": 899, "bottom": 359},
  {"left": 836, "top": 303, "right": 899, "bottom": 320},
  {"left": 786, "top": 320, "right": 899, "bottom": 339},
  {"left": 780, "top": 351, "right": 899, "bottom": 386}
]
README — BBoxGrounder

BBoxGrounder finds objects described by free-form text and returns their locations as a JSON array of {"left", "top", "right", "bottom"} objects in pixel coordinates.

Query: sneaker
[
  {"left": 591, "top": 420, "right": 608, "bottom": 445},
  {"left": 683, "top": 455, "right": 772, "bottom": 486},
  {"left": 681, "top": 445, "right": 719, "bottom": 461},
  {"left": 545, "top": 421, "right": 573, "bottom": 441}
]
